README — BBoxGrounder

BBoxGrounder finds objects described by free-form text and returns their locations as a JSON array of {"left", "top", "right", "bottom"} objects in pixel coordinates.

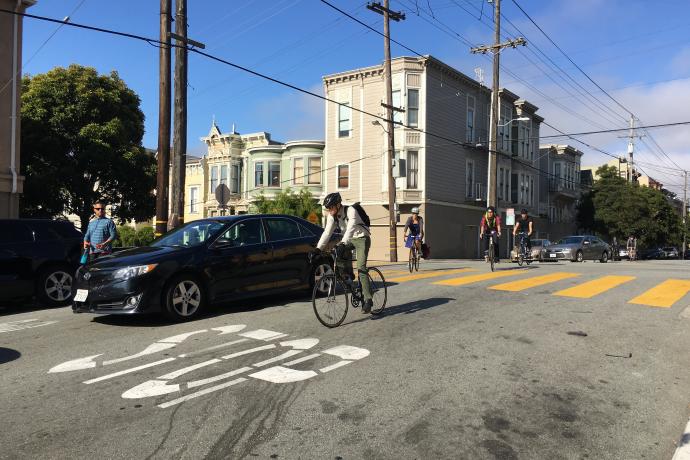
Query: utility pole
[
  {"left": 683, "top": 170, "right": 688, "bottom": 260},
  {"left": 155, "top": 0, "right": 172, "bottom": 238},
  {"left": 367, "top": 1, "right": 405, "bottom": 262},
  {"left": 471, "top": 0, "right": 526, "bottom": 208},
  {"left": 170, "top": 0, "right": 187, "bottom": 229},
  {"left": 619, "top": 115, "right": 643, "bottom": 183}
]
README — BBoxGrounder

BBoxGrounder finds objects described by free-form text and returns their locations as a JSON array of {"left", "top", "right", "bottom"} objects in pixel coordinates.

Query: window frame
[
  {"left": 210, "top": 166, "right": 219, "bottom": 194},
  {"left": 268, "top": 160, "right": 281, "bottom": 188},
  {"left": 407, "top": 150, "right": 419, "bottom": 189},
  {"left": 407, "top": 89, "right": 419, "bottom": 127},
  {"left": 307, "top": 157, "right": 322, "bottom": 185},
  {"left": 338, "top": 102, "right": 351, "bottom": 138},
  {"left": 254, "top": 161, "right": 264, "bottom": 187},
  {"left": 293, "top": 157, "right": 304, "bottom": 185},
  {"left": 466, "top": 159, "right": 475, "bottom": 199},
  {"left": 336, "top": 163, "right": 350, "bottom": 190},
  {"left": 189, "top": 186, "right": 199, "bottom": 214},
  {"left": 264, "top": 217, "right": 303, "bottom": 243}
]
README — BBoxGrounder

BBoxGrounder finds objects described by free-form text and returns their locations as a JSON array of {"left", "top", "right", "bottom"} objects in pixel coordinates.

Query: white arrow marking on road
[
  {"left": 320, "top": 360, "right": 353, "bottom": 373},
  {"left": 322, "top": 345, "right": 370, "bottom": 360},
  {"left": 249, "top": 366, "right": 318, "bottom": 383},
  {"left": 121, "top": 359, "right": 222, "bottom": 399},
  {"left": 282, "top": 353, "right": 321, "bottom": 366},
  {"left": 0, "top": 319, "right": 58, "bottom": 334},
  {"left": 221, "top": 344, "right": 276, "bottom": 360},
  {"left": 178, "top": 339, "right": 249, "bottom": 358},
  {"left": 83, "top": 358, "right": 176, "bottom": 384},
  {"left": 211, "top": 325, "right": 247, "bottom": 335},
  {"left": 48, "top": 354, "right": 103, "bottom": 373},
  {"left": 238, "top": 329, "right": 288, "bottom": 341},
  {"left": 158, "top": 378, "right": 247, "bottom": 409},
  {"left": 103, "top": 342, "right": 176, "bottom": 366},
  {"left": 186, "top": 367, "right": 253, "bottom": 389}
]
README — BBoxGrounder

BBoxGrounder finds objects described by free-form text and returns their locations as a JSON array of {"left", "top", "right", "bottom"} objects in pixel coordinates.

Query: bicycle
[
  {"left": 516, "top": 233, "right": 532, "bottom": 267},
  {"left": 407, "top": 236, "right": 421, "bottom": 273},
  {"left": 484, "top": 230, "right": 498, "bottom": 272},
  {"left": 311, "top": 247, "right": 387, "bottom": 328}
]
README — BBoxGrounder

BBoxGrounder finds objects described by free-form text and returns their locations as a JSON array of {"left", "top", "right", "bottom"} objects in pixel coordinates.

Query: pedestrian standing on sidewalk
[{"left": 83, "top": 200, "right": 117, "bottom": 261}]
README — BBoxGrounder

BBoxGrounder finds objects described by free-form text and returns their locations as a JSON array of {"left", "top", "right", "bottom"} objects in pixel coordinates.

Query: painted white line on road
[
  {"left": 49, "top": 354, "right": 103, "bottom": 373},
  {"left": 0, "top": 319, "right": 58, "bottom": 334},
  {"left": 282, "top": 353, "right": 321, "bottom": 366},
  {"left": 122, "top": 379, "right": 178, "bottom": 399},
  {"left": 187, "top": 366, "right": 253, "bottom": 389},
  {"left": 159, "top": 359, "right": 221, "bottom": 380},
  {"left": 83, "top": 358, "right": 176, "bottom": 384},
  {"left": 253, "top": 350, "right": 303, "bottom": 368},
  {"left": 672, "top": 417, "right": 690, "bottom": 460},
  {"left": 323, "top": 345, "right": 370, "bottom": 360},
  {"left": 238, "top": 329, "right": 286, "bottom": 341},
  {"left": 320, "top": 360, "right": 352, "bottom": 373},
  {"left": 103, "top": 342, "right": 176, "bottom": 366},
  {"left": 158, "top": 378, "right": 247, "bottom": 409},
  {"left": 249, "top": 366, "right": 318, "bottom": 383},
  {"left": 221, "top": 344, "right": 276, "bottom": 360},
  {"left": 211, "top": 325, "right": 246, "bottom": 335},
  {"left": 178, "top": 339, "right": 249, "bottom": 358}
]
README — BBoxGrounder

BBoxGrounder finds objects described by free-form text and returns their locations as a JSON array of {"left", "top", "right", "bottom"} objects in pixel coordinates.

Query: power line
[{"left": 539, "top": 121, "right": 690, "bottom": 139}]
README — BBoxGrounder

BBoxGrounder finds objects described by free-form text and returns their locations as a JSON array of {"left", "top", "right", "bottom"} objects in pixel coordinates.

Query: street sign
[
  {"left": 307, "top": 211, "right": 319, "bottom": 224},
  {"left": 215, "top": 184, "right": 231, "bottom": 207},
  {"left": 506, "top": 208, "right": 515, "bottom": 226}
]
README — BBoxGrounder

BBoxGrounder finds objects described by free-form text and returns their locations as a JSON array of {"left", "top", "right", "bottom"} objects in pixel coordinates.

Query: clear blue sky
[{"left": 18, "top": 0, "right": 690, "bottom": 193}]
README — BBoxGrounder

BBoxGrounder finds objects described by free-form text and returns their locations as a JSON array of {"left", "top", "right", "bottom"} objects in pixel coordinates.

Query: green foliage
[
  {"left": 576, "top": 165, "right": 683, "bottom": 248},
  {"left": 113, "top": 226, "right": 155, "bottom": 247},
  {"left": 251, "top": 188, "right": 322, "bottom": 224},
  {"left": 20, "top": 65, "right": 156, "bottom": 231}
]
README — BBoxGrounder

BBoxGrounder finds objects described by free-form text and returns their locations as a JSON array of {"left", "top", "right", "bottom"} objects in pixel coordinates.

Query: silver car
[{"left": 542, "top": 235, "right": 612, "bottom": 263}]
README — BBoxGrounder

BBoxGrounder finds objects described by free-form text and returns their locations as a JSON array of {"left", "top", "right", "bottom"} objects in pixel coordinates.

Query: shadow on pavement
[
  {"left": 346, "top": 297, "right": 455, "bottom": 325},
  {"left": 0, "top": 347, "right": 21, "bottom": 365},
  {"left": 0, "top": 301, "right": 63, "bottom": 317}
]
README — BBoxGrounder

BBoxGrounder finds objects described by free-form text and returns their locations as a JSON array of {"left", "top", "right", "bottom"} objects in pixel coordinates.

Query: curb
[{"left": 672, "top": 417, "right": 690, "bottom": 460}]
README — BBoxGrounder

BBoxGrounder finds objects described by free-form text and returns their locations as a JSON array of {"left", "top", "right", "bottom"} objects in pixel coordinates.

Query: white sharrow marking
[
  {"left": 211, "top": 325, "right": 247, "bottom": 335},
  {"left": 159, "top": 359, "right": 221, "bottom": 380},
  {"left": 178, "top": 339, "right": 249, "bottom": 358},
  {"left": 49, "top": 354, "right": 103, "bottom": 373},
  {"left": 221, "top": 344, "right": 276, "bottom": 360},
  {"left": 83, "top": 358, "right": 176, "bottom": 384},
  {"left": 282, "top": 353, "right": 321, "bottom": 366},
  {"left": 322, "top": 345, "right": 370, "bottom": 360},
  {"left": 320, "top": 360, "right": 353, "bottom": 373},
  {"left": 249, "top": 366, "right": 318, "bottom": 383},
  {"left": 252, "top": 350, "right": 303, "bottom": 368},
  {"left": 158, "top": 378, "right": 247, "bottom": 409},
  {"left": 103, "top": 342, "right": 176, "bottom": 366},
  {"left": 187, "top": 366, "right": 253, "bottom": 389},
  {"left": 122, "top": 379, "right": 178, "bottom": 399},
  {"left": 0, "top": 319, "right": 58, "bottom": 334},
  {"left": 238, "top": 329, "right": 286, "bottom": 341},
  {"left": 279, "top": 338, "right": 320, "bottom": 350},
  {"left": 672, "top": 417, "right": 690, "bottom": 460},
  {"left": 159, "top": 330, "right": 208, "bottom": 343}
]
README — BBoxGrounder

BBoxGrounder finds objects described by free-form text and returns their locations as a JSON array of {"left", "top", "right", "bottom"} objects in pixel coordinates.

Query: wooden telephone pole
[
  {"left": 367, "top": 0, "right": 405, "bottom": 263},
  {"left": 170, "top": 0, "right": 187, "bottom": 228},
  {"left": 155, "top": 0, "right": 171, "bottom": 238}
]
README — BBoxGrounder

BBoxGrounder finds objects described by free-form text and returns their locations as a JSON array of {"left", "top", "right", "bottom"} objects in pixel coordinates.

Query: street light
[
  {"left": 496, "top": 116, "right": 529, "bottom": 128},
  {"left": 371, "top": 119, "right": 389, "bottom": 133}
]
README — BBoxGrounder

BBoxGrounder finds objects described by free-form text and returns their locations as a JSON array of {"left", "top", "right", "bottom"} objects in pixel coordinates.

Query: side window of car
[
  {"left": 216, "top": 220, "right": 265, "bottom": 247},
  {"left": 30, "top": 223, "right": 62, "bottom": 242},
  {"left": 0, "top": 222, "right": 33, "bottom": 244},
  {"left": 265, "top": 219, "right": 301, "bottom": 241},
  {"left": 299, "top": 223, "right": 315, "bottom": 237}
]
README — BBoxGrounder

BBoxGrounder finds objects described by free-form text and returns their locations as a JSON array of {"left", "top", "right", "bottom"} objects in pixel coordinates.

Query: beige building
[
  {"left": 323, "top": 56, "right": 548, "bottom": 259},
  {"left": 0, "top": 0, "right": 35, "bottom": 218},
  {"left": 582, "top": 158, "right": 663, "bottom": 190},
  {"left": 185, "top": 122, "right": 324, "bottom": 221}
]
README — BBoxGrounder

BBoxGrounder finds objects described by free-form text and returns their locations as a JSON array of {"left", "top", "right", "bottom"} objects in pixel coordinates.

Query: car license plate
[
  {"left": 74, "top": 289, "right": 88, "bottom": 302},
  {"left": 549, "top": 254, "right": 557, "bottom": 258}
]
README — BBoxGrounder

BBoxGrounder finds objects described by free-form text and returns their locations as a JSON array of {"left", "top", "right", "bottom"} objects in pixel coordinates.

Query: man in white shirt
[{"left": 316, "top": 192, "right": 373, "bottom": 313}]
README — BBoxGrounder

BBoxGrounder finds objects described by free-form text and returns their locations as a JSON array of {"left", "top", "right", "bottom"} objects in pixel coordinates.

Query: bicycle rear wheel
[
  {"left": 489, "top": 244, "right": 495, "bottom": 272},
  {"left": 408, "top": 248, "right": 414, "bottom": 273},
  {"left": 517, "top": 250, "right": 524, "bottom": 267},
  {"left": 366, "top": 267, "right": 387, "bottom": 315},
  {"left": 414, "top": 245, "right": 420, "bottom": 271},
  {"left": 312, "top": 275, "right": 349, "bottom": 327}
]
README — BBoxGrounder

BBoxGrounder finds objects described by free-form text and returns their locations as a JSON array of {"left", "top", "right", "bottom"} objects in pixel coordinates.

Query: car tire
[
  {"left": 600, "top": 251, "right": 608, "bottom": 263},
  {"left": 310, "top": 259, "right": 334, "bottom": 293},
  {"left": 575, "top": 250, "right": 584, "bottom": 263},
  {"left": 163, "top": 274, "right": 206, "bottom": 322},
  {"left": 36, "top": 265, "right": 75, "bottom": 307}
]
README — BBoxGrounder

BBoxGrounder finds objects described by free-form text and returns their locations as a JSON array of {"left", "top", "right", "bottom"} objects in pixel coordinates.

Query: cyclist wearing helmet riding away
[
  {"left": 479, "top": 206, "right": 502, "bottom": 262},
  {"left": 403, "top": 207, "right": 424, "bottom": 253},
  {"left": 316, "top": 192, "right": 373, "bottom": 313},
  {"left": 513, "top": 208, "right": 533, "bottom": 252}
]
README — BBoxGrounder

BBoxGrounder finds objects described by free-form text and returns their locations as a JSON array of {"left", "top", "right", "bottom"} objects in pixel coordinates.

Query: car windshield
[
  {"left": 663, "top": 247, "right": 676, "bottom": 251},
  {"left": 151, "top": 221, "right": 227, "bottom": 248},
  {"left": 557, "top": 236, "right": 584, "bottom": 245},
  {"left": 532, "top": 240, "right": 544, "bottom": 247}
]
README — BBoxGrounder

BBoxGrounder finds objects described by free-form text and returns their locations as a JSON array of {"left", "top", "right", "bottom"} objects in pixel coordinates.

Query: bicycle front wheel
[
  {"left": 366, "top": 267, "right": 387, "bottom": 315},
  {"left": 408, "top": 248, "right": 414, "bottom": 273},
  {"left": 517, "top": 251, "right": 524, "bottom": 267},
  {"left": 312, "top": 275, "right": 349, "bottom": 327},
  {"left": 414, "top": 246, "right": 420, "bottom": 271},
  {"left": 489, "top": 244, "right": 495, "bottom": 272}
]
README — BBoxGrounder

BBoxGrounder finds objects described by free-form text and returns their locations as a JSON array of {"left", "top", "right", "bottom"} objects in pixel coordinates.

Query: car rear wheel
[
  {"left": 36, "top": 266, "right": 74, "bottom": 306},
  {"left": 310, "top": 260, "right": 334, "bottom": 293},
  {"left": 600, "top": 251, "right": 608, "bottom": 263},
  {"left": 163, "top": 275, "right": 205, "bottom": 321},
  {"left": 575, "top": 250, "right": 584, "bottom": 263}
]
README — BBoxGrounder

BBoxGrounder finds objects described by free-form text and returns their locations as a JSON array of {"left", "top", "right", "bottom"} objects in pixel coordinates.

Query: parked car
[
  {"left": 662, "top": 247, "right": 679, "bottom": 259},
  {"left": 72, "top": 215, "right": 336, "bottom": 321},
  {"left": 541, "top": 235, "right": 612, "bottom": 263},
  {"left": 639, "top": 247, "right": 665, "bottom": 260},
  {"left": 0, "top": 219, "right": 83, "bottom": 306},
  {"left": 510, "top": 238, "right": 552, "bottom": 262},
  {"left": 617, "top": 248, "right": 629, "bottom": 260}
]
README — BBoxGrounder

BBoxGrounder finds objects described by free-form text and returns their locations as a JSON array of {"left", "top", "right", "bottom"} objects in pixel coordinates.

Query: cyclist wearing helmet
[
  {"left": 513, "top": 208, "right": 533, "bottom": 253},
  {"left": 316, "top": 192, "right": 373, "bottom": 313},
  {"left": 403, "top": 207, "right": 424, "bottom": 253},
  {"left": 479, "top": 206, "right": 502, "bottom": 262}
]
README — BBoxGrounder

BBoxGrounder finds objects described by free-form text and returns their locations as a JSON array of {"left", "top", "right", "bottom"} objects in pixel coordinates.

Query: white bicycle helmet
[{"left": 411, "top": 207, "right": 420, "bottom": 214}]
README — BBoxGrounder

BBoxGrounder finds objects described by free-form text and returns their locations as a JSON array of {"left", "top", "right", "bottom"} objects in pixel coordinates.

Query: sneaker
[{"left": 362, "top": 299, "right": 373, "bottom": 314}]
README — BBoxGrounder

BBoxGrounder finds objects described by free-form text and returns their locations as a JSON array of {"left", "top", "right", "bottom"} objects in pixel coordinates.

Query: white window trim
[
  {"left": 189, "top": 186, "right": 199, "bottom": 214},
  {"left": 292, "top": 157, "right": 305, "bottom": 186},
  {"left": 254, "top": 161, "right": 265, "bottom": 188},
  {"left": 306, "top": 155, "right": 322, "bottom": 185},
  {"left": 335, "top": 87, "right": 353, "bottom": 139},
  {"left": 407, "top": 88, "right": 419, "bottom": 127},
  {"left": 336, "top": 163, "right": 350, "bottom": 191},
  {"left": 406, "top": 150, "right": 419, "bottom": 190}
]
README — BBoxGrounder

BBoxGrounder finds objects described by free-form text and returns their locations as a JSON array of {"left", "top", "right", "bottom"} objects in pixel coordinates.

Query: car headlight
[{"left": 113, "top": 264, "right": 157, "bottom": 280}]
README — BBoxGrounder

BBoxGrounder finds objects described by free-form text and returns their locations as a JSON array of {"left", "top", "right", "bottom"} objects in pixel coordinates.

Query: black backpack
[{"left": 344, "top": 202, "right": 371, "bottom": 228}]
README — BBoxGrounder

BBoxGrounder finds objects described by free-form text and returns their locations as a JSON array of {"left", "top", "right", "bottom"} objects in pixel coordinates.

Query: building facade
[
  {"left": 185, "top": 123, "right": 324, "bottom": 221},
  {"left": 323, "top": 56, "right": 555, "bottom": 259},
  {"left": 539, "top": 144, "right": 583, "bottom": 237}
]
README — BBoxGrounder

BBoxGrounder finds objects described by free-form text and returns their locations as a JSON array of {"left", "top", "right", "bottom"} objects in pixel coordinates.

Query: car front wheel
[
  {"left": 163, "top": 274, "right": 205, "bottom": 321},
  {"left": 600, "top": 251, "right": 608, "bottom": 263},
  {"left": 36, "top": 266, "right": 74, "bottom": 306},
  {"left": 575, "top": 250, "right": 584, "bottom": 263}
]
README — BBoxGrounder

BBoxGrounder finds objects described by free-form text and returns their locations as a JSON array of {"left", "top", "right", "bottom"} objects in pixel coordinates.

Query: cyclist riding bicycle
[
  {"left": 316, "top": 192, "right": 373, "bottom": 314},
  {"left": 403, "top": 207, "right": 424, "bottom": 253},
  {"left": 479, "top": 206, "right": 502, "bottom": 262},
  {"left": 513, "top": 208, "right": 533, "bottom": 256}
]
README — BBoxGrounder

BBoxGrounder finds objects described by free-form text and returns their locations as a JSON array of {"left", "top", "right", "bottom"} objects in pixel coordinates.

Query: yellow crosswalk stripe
[
  {"left": 433, "top": 269, "right": 527, "bottom": 286},
  {"left": 489, "top": 272, "right": 580, "bottom": 292},
  {"left": 554, "top": 275, "right": 636, "bottom": 299},
  {"left": 628, "top": 279, "right": 690, "bottom": 308},
  {"left": 380, "top": 269, "right": 415, "bottom": 276},
  {"left": 387, "top": 268, "right": 476, "bottom": 283}
]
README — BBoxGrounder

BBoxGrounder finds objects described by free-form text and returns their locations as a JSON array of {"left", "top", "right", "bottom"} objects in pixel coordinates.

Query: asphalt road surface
[{"left": 1, "top": 258, "right": 689, "bottom": 460}]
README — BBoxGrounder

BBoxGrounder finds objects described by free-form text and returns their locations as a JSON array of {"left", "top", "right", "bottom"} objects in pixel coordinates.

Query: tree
[
  {"left": 20, "top": 65, "right": 156, "bottom": 231},
  {"left": 252, "top": 188, "right": 322, "bottom": 223}
]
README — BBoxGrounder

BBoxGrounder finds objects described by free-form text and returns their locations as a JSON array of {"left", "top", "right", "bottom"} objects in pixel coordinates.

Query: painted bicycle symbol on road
[{"left": 49, "top": 325, "right": 369, "bottom": 409}]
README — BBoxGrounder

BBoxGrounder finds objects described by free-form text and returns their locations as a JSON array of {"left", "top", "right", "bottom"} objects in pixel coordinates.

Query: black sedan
[{"left": 72, "top": 215, "right": 334, "bottom": 321}]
